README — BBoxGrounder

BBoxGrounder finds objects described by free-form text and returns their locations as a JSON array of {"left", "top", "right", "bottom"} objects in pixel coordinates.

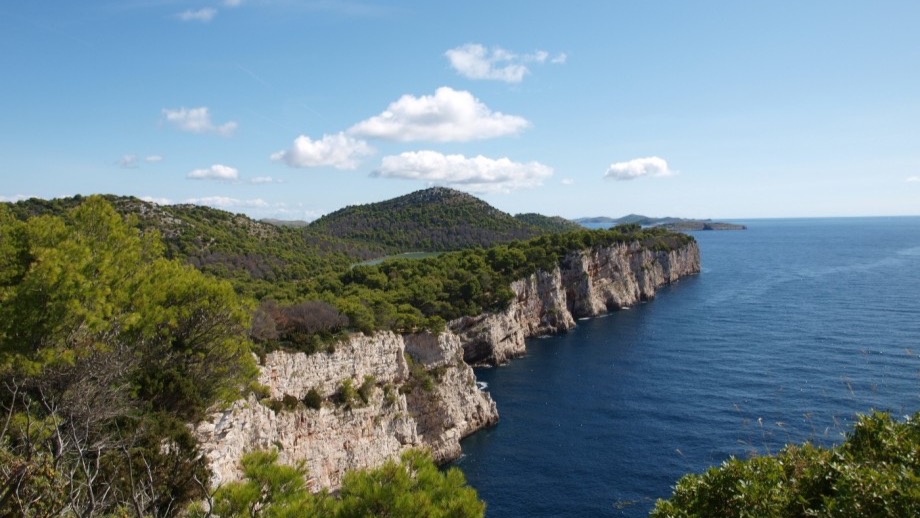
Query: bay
[{"left": 455, "top": 217, "right": 920, "bottom": 517}]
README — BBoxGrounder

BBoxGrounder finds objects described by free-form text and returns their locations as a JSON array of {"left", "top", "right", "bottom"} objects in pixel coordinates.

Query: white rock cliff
[{"left": 196, "top": 240, "right": 700, "bottom": 490}]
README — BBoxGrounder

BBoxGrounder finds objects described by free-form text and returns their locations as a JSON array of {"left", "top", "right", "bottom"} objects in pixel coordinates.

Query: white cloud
[
  {"left": 349, "top": 87, "right": 529, "bottom": 142},
  {"left": 178, "top": 8, "right": 217, "bottom": 22},
  {"left": 250, "top": 176, "right": 283, "bottom": 184},
  {"left": 271, "top": 132, "right": 374, "bottom": 169},
  {"left": 140, "top": 196, "right": 172, "bottom": 205},
  {"left": 373, "top": 150, "right": 553, "bottom": 194},
  {"left": 551, "top": 53, "right": 567, "bottom": 64},
  {"left": 604, "top": 156, "right": 675, "bottom": 181},
  {"left": 187, "top": 164, "right": 239, "bottom": 181},
  {"left": 445, "top": 44, "right": 566, "bottom": 83},
  {"left": 184, "top": 196, "right": 269, "bottom": 209},
  {"left": 560, "top": 178, "right": 575, "bottom": 185},
  {"left": 117, "top": 154, "right": 139, "bottom": 168},
  {"left": 145, "top": 155, "right": 163, "bottom": 163},
  {"left": 0, "top": 194, "right": 30, "bottom": 203},
  {"left": 162, "top": 107, "right": 237, "bottom": 136},
  {"left": 907, "top": 176, "right": 920, "bottom": 183}
]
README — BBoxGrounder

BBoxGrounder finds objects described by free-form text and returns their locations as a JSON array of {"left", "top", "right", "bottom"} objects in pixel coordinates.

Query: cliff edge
[
  {"left": 196, "top": 239, "right": 700, "bottom": 489},
  {"left": 451, "top": 241, "right": 701, "bottom": 365}
]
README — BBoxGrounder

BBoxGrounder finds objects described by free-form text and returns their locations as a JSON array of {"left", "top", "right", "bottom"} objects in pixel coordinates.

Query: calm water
[{"left": 455, "top": 218, "right": 920, "bottom": 517}]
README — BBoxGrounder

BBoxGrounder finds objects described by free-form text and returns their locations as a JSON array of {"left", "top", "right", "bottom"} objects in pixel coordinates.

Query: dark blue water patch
[{"left": 456, "top": 217, "right": 920, "bottom": 517}]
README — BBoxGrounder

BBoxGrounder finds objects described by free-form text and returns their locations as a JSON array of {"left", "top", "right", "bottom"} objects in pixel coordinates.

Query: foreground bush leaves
[{"left": 652, "top": 411, "right": 920, "bottom": 518}]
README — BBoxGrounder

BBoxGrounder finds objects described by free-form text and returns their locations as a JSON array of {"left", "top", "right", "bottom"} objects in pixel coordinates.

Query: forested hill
[
  {"left": 4, "top": 190, "right": 578, "bottom": 299},
  {"left": 4, "top": 195, "right": 368, "bottom": 299},
  {"left": 307, "top": 187, "right": 567, "bottom": 252},
  {"left": 513, "top": 212, "right": 582, "bottom": 233}
]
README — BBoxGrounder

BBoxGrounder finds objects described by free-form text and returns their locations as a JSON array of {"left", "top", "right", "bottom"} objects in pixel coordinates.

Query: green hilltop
[{"left": 307, "top": 187, "right": 574, "bottom": 252}]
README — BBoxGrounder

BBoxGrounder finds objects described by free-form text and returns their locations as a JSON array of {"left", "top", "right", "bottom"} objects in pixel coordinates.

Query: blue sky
[{"left": 2, "top": 1, "right": 918, "bottom": 220}]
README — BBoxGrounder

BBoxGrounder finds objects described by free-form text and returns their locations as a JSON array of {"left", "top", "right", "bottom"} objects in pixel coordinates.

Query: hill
[
  {"left": 513, "top": 213, "right": 582, "bottom": 233},
  {"left": 307, "top": 187, "right": 553, "bottom": 252},
  {"left": 3, "top": 190, "right": 591, "bottom": 299},
  {"left": 4, "top": 195, "right": 371, "bottom": 300}
]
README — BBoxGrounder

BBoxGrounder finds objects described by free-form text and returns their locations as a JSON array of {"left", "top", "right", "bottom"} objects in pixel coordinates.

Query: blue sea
[{"left": 455, "top": 217, "right": 920, "bottom": 517}]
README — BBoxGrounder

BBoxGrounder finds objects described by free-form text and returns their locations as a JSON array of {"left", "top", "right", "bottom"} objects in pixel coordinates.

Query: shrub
[
  {"left": 358, "top": 375, "right": 376, "bottom": 404},
  {"left": 338, "top": 378, "right": 359, "bottom": 408},
  {"left": 652, "top": 411, "right": 920, "bottom": 517},
  {"left": 303, "top": 388, "right": 323, "bottom": 410}
]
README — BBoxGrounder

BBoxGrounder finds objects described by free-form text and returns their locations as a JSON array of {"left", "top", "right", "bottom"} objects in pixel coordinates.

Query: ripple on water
[{"left": 458, "top": 218, "right": 920, "bottom": 517}]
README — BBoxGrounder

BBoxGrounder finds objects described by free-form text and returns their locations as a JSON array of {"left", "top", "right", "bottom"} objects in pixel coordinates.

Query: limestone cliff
[
  {"left": 196, "top": 239, "right": 699, "bottom": 490},
  {"left": 451, "top": 241, "right": 701, "bottom": 365},
  {"left": 195, "top": 331, "right": 497, "bottom": 490}
]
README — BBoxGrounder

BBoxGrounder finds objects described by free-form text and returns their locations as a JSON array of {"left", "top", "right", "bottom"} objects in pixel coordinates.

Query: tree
[
  {"left": 652, "top": 411, "right": 920, "bottom": 518},
  {"left": 0, "top": 197, "right": 257, "bottom": 517},
  {"left": 337, "top": 449, "right": 484, "bottom": 518}
]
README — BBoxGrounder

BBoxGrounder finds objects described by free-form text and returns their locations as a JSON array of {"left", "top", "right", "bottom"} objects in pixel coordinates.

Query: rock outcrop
[
  {"left": 196, "top": 240, "right": 699, "bottom": 490},
  {"left": 451, "top": 241, "right": 701, "bottom": 365}
]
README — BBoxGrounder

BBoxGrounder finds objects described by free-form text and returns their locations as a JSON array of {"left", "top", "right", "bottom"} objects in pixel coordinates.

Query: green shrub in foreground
[
  {"left": 195, "top": 449, "right": 484, "bottom": 517},
  {"left": 652, "top": 411, "right": 920, "bottom": 518}
]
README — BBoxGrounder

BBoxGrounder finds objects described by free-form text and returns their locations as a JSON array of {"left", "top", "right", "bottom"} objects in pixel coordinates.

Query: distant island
[{"left": 575, "top": 214, "right": 746, "bottom": 231}]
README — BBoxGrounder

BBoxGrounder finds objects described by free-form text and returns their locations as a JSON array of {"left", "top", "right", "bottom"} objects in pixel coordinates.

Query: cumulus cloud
[
  {"left": 349, "top": 87, "right": 529, "bottom": 142},
  {"left": 604, "top": 156, "right": 675, "bottom": 181},
  {"left": 250, "top": 176, "right": 283, "bottom": 184},
  {"left": 187, "top": 164, "right": 239, "bottom": 181},
  {"left": 177, "top": 8, "right": 217, "bottom": 22},
  {"left": 184, "top": 196, "right": 269, "bottom": 209},
  {"left": 445, "top": 44, "right": 566, "bottom": 83},
  {"left": 271, "top": 132, "right": 374, "bottom": 169},
  {"left": 145, "top": 155, "right": 163, "bottom": 163},
  {"left": 162, "top": 107, "right": 237, "bottom": 136},
  {"left": 0, "top": 194, "right": 30, "bottom": 203},
  {"left": 907, "top": 176, "right": 920, "bottom": 183},
  {"left": 373, "top": 150, "right": 553, "bottom": 194}
]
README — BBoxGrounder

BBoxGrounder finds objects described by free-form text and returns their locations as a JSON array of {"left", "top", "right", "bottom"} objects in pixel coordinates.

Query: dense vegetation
[
  {"left": 307, "top": 187, "right": 556, "bottom": 252},
  {"left": 513, "top": 212, "right": 582, "bottom": 233},
  {"left": 0, "top": 194, "right": 698, "bottom": 516},
  {"left": 5, "top": 194, "right": 375, "bottom": 301},
  {"left": 6, "top": 193, "right": 693, "bottom": 357},
  {"left": 192, "top": 449, "right": 484, "bottom": 517},
  {"left": 248, "top": 224, "right": 692, "bottom": 354},
  {"left": 652, "top": 411, "right": 920, "bottom": 517},
  {"left": 0, "top": 197, "right": 258, "bottom": 516}
]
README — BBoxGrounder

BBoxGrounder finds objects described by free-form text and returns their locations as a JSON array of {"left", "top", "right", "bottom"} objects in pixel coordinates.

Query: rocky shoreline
[{"left": 196, "top": 240, "right": 701, "bottom": 490}]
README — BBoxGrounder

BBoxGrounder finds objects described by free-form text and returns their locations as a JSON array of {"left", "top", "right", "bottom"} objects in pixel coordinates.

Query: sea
[{"left": 454, "top": 217, "right": 920, "bottom": 517}]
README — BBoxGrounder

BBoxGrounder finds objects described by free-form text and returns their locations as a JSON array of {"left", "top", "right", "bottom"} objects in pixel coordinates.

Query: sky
[{"left": 1, "top": 1, "right": 919, "bottom": 220}]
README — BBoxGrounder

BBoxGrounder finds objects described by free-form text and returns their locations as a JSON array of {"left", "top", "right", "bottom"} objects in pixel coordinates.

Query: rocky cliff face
[
  {"left": 195, "top": 331, "right": 497, "bottom": 490},
  {"left": 196, "top": 240, "right": 699, "bottom": 490},
  {"left": 451, "top": 241, "right": 701, "bottom": 365}
]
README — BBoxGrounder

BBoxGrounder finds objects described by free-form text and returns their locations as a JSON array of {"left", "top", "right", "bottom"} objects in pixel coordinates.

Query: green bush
[
  {"left": 193, "top": 448, "right": 484, "bottom": 518},
  {"left": 338, "top": 378, "right": 359, "bottom": 408},
  {"left": 358, "top": 375, "right": 376, "bottom": 404},
  {"left": 303, "top": 388, "right": 323, "bottom": 410},
  {"left": 652, "top": 411, "right": 920, "bottom": 517}
]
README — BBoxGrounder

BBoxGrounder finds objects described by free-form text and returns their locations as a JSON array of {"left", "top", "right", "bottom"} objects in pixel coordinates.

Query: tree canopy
[
  {"left": 0, "top": 197, "right": 257, "bottom": 516},
  {"left": 195, "top": 449, "right": 484, "bottom": 518}
]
